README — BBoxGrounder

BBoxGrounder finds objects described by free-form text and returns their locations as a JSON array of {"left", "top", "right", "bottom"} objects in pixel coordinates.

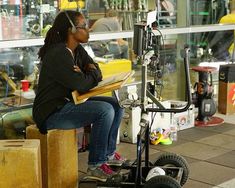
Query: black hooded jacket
[{"left": 33, "top": 43, "right": 102, "bottom": 134}]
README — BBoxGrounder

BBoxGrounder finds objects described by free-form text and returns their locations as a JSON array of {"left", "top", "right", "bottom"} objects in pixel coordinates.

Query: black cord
[
  {"left": 19, "top": 89, "right": 22, "bottom": 106},
  {"left": 0, "top": 113, "right": 5, "bottom": 139},
  {"left": 151, "top": 28, "right": 166, "bottom": 76},
  {"left": 5, "top": 64, "right": 10, "bottom": 98},
  {"left": 149, "top": 28, "right": 166, "bottom": 99},
  {"left": 150, "top": 112, "right": 157, "bottom": 130},
  {"left": 134, "top": 136, "right": 142, "bottom": 187}
]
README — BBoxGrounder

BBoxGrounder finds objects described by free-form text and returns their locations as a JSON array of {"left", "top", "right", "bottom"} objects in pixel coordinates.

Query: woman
[{"left": 33, "top": 10, "right": 125, "bottom": 182}]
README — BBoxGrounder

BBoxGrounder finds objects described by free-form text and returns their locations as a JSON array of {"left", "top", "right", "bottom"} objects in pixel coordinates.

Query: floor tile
[
  {"left": 189, "top": 161, "right": 235, "bottom": 186},
  {"left": 195, "top": 134, "right": 235, "bottom": 150},
  {"left": 224, "top": 128, "right": 235, "bottom": 136},
  {"left": 117, "top": 142, "right": 160, "bottom": 162},
  {"left": 184, "top": 179, "right": 220, "bottom": 188},
  {"left": 215, "top": 113, "right": 235, "bottom": 125},
  {"left": 178, "top": 127, "right": 218, "bottom": 141},
  {"left": 157, "top": 142, "right": 229, "bottom": 160},
  {"left": 179, "top": 156, "right": 199, "bottom": 164},
  {"left": 206, "top": 151, "right": 235, "bottom": 168},
  {"left": 196, "top": 123, "right": 235, "bottom": 134},
  {"left": 78, "top": 151, "right": 89, "bottom": 173},
  {"left": 215, "top": 178, "right": 235, "bottom": 188},
  {"left": 116, "top": 142, "right": 138, "bottom": 160}
]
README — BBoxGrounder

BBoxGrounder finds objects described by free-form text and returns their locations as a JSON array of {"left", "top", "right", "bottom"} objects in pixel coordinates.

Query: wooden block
[
  {"left": 26, "top": 125, "right": 78, "bottom": 188},
  {"left": 0, "top": 139, "right": 42, "bottom": 188},
  {"left": 218, "top": 81, "right": 228, "bottom": 114}
]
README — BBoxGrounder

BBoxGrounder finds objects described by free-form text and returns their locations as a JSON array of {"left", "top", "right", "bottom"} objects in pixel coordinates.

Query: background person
[
  {"left": 90, "top": 9, "right": 129, "bottom": 59},
  {"left": 32, "top": 10, "right": 125, "bottom": 182},
  {"left": 209, "top": 0, "right": 235, "bottom": 61}
]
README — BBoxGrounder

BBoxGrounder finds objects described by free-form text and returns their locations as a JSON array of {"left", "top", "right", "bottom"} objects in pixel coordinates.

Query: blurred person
[
  {"left": 209, "top": 0, "right": 235, "bottom": 61},
  {"left": 33, "top": 10, "right": 125, "bottom": 182},
  {"left": 90, "top": 9, "right": 129, "bottom": 59}
]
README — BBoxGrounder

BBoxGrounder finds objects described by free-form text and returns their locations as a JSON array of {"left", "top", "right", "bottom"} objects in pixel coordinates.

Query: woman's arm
[
  {"left": 77, "top": 45, "right": 103, "bottom": 81},
  {"left": 45, "top": 47, "right": 102, "bottom": 93}
]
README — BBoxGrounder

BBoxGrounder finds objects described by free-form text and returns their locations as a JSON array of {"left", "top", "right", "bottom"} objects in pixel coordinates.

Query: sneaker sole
[
  {"left": 83, "top": 175, "right": 107, "bottom": 182},
  {"left": 106, "top": 163, "right": 123, "bottom": 167}
]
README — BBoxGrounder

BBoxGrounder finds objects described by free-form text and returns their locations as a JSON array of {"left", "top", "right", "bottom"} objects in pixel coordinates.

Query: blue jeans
[{"left": 44, "top": 96, "right": 124, "bottom": 166}]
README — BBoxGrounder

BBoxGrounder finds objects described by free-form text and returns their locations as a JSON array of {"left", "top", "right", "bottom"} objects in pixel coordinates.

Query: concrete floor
[{"left": 78, "top": 113, "right": 235, "bottom": 187}]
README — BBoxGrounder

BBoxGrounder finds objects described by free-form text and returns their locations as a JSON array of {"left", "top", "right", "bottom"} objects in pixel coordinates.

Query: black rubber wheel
[
  {"left": 144, "top": 175, "right": 181, "bottom": 188},
  {"left": 154, "top": 152, "right": 189, "bottom": 186}
]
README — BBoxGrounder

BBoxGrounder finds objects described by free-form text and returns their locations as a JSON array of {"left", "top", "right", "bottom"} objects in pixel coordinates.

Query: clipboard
[{"left": 72, "top": 71, "right": 134, "bottom": 104}]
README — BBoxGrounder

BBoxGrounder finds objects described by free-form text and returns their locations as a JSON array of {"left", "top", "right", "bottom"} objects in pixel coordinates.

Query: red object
[
  {"left": 228, "top": 84, "right": 235, "bottom": 106},
  {"left": 20, "top": 0, "right": 23, "bottom": 17},
  {"left": 195, "top": 116, "right": 224, "bottom": 127},
  {"left": 192, "top": 66, "right": 217, "bottom": 73},
  {"left": 21, "top": 80, "right": 29, "bottom": 91}
]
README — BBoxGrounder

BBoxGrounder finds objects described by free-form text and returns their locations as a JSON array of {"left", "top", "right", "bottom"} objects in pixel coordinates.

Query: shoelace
[
  {"left": 100, "top": 163, "right": 114, "bottom": 175},
  {"left": 114, "top": 152, "right": 122, "bottom": 160}
]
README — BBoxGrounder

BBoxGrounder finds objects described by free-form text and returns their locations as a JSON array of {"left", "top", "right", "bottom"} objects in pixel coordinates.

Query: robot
[{"left": 80, "top": 11, "right": 192, "bottom": 188}]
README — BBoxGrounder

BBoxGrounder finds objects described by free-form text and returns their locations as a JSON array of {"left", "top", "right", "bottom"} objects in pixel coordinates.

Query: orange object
[{"left": 21, "top": 80, "right": 29, "bottom": 91}]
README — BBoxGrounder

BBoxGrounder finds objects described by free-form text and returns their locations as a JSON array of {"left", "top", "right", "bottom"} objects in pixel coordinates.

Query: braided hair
[{"left": 38, "top": 10, "right": 82, "bottom": 60}]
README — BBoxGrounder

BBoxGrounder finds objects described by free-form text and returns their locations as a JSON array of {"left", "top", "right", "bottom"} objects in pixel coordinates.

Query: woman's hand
[{"left": 74, "top": 65, "right": 81, "bottom": 72}]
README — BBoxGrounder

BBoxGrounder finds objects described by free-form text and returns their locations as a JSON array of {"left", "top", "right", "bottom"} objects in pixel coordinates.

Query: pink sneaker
[
  {"left": 86, "top": 163, "right": 117, "bottom": 182},
  {"left": 107, "top": 152, "right": 126, "bottom": 166}
]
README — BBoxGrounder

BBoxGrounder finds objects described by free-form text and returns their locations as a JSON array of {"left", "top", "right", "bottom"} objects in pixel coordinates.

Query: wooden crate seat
[{"left": 26, "top": 124, "right": 78, "bottom": 188}]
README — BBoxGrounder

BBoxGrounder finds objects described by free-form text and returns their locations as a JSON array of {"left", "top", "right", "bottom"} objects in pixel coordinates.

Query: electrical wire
[
  {"left": 144, "top": 27, "right": 168, "bottom": 136},
  {"left": 148, "top": 28, "right": 167, "bottom": 102},
  {"left": 5, "top": 63, "right": 10, "bottom": 98},
  {"left": 134, "top": 138, "right": 140, "bottom": 187},
  {"left": 149, "top": 103, "right": 157, "bottom": 130},
  {"left": 0, "top": 63, "right": 10, "bottom": 138},
  {"left": 151, "top": 27, "right": 166, "bottom": 78},
  {"left": 0, "top": 113, "right": 5, "bottom": 139}
]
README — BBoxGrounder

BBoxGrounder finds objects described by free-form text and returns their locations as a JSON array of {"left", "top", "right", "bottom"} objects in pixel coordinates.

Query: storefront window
[{"left": 0, "top": 1, "right": 235, "bottom": 100}]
